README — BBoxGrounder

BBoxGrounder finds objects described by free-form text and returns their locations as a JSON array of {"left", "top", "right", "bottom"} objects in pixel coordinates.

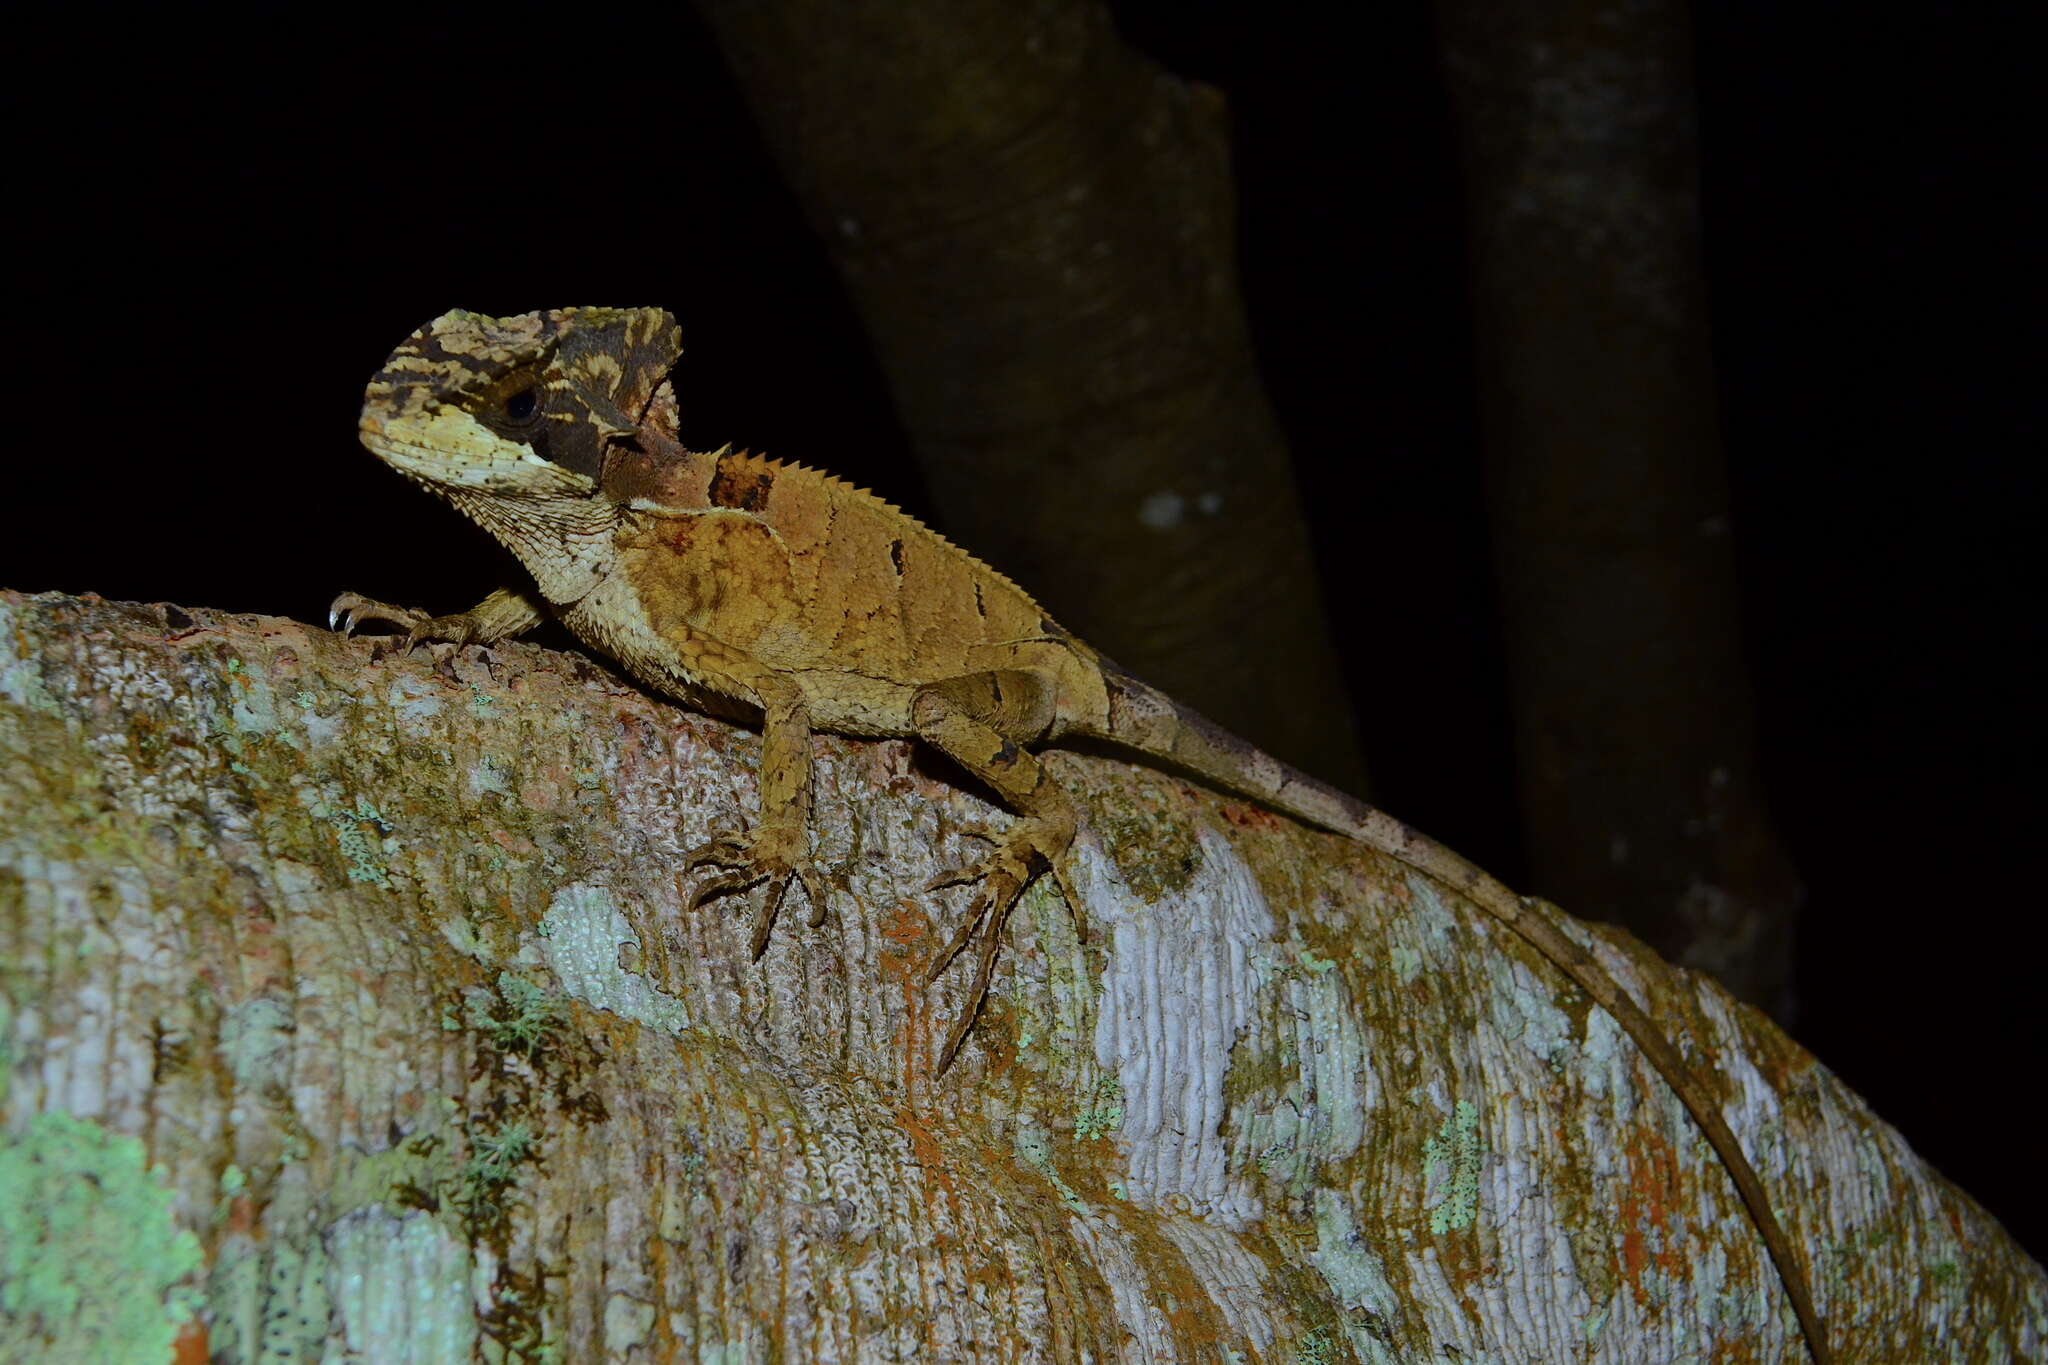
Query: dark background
[{"left": 12, "top": 6, "right": 2039, "bottom": 1259}]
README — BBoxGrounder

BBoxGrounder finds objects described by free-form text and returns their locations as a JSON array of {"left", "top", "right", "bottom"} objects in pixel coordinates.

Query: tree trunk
[
  {"left": 2, "top": 591, "right": 2040, "bottom": 1362},
  {"left": 686, "top": 0, "right": 1367, "bottom": 793},
  {"left": 1433, "top": 0, "right": 1803, "bottom": 1018}
]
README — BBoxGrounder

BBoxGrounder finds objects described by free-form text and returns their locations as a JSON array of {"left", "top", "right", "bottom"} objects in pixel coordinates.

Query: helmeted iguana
[{"left": 331, "top": 306, "right": 1829, "bottom": 1362}]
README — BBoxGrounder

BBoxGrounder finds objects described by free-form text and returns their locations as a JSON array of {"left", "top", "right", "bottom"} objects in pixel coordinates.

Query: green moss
[
  {"left": 0, "top": 604, "right": 61, "bottom": 714},
  {"left": 212, "top": 1163, "right": 247, "bottom": 1226},
  {"left": 1079, "top": 776, "right": 1204, "bottom": 901},
  {"left": 204, "top": 1229, "right": 331, "bottom": 1365},
  {"left": 458, "top": 1120, "right": 537, "bottom": 1214},
  {"left": 994, "top": 876, "right": 1091, "bottom": 1073},
  {"left": 0, "top": 1112, "right": 202, "bottom": 1365},
  {"left": 1073, "top": 1075, "right": 1125, "bottom": 1140},
  {"left": 1294, "top": 1325, "right": 1343, "bottom": 1364},
  {"left": 1424, "top": 1100, "right": 1483, "bottom": 1235},
  {"left": 0, "top": 975, "right": 15, "bottom": 1107},
  {"left": 324, "top": 1129, "right": 457, "bottom": 1217},
  {"left": 1221, "top": 1037, "right": 1297, "bottom": 1115},
  {"left": 314, "top": 796, "right": 396, "bottom": 886},
  {"left": 1013, "top": 1114, "right": 1090, "bottom": 1216},
  {"left": 329, "top": 813, "right": 388, "bottom": 884},
  {"left": 467, "top": 973, "right": 562, "bottom": 1059}
]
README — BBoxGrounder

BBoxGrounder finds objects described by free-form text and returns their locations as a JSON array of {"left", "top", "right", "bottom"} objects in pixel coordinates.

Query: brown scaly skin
[{"left": 333, "top": 308, "right": 1830, "bottom": 1363}]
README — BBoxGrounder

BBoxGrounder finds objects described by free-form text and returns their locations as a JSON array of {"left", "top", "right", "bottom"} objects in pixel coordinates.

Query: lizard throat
[{"left": 445, "top": 486, "right": 623, "bottom": 607}]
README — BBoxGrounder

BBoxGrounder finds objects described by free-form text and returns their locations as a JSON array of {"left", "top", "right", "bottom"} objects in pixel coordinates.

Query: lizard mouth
[
  {"left": 355, "top": 413, "right": 432, "bottom": 473},
  {"left": 357, "top": 403, "right": 596, "bottom": 498}
]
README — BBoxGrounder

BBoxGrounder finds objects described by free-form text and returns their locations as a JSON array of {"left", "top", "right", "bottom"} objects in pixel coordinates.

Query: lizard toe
[
  {"left": 687, "top": 865, "right": 767, "bottom": 913},
  {"left": 328, "top": 592, "right": 424, "bottom": 640},
  {"left": 682, "top": 824, "right": 828, "bottom": 956},
  {"left": 683, "top": 835, "right": 750, "bottom": 870},
  {"left": 799, "top": 866, "right": 830, "bottom": 928},
  {"left": 747, "top": 872, "right": 795, "bottom": 959}
]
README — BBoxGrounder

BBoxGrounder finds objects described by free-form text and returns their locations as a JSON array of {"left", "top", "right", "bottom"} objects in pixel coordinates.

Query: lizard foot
[
  {"left": 684, "top": 823, "right": 828, "bottom": 959},
  {"left": 923, "top": 827, "right": 1055, "bottom": 1073},
  {"left": 329, "top": 592, "right": 487, "bottom": 650}
]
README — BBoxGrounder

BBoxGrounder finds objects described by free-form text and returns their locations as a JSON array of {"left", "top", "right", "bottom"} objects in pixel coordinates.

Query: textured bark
[
  {"left": 1435, "top": 0, "right": 1804, "bottom": 1017},
  {"left": 2, "top": 590, "right": 2041, "bottom": 1363},
  {"left": 687, "top": 0, "right": 1366, "bottom": 793}
]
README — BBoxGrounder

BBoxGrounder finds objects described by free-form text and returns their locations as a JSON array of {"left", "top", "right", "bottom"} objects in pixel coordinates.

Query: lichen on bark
[{"left": 1, "top": 590, "right": 2042, "bottom": 1361}]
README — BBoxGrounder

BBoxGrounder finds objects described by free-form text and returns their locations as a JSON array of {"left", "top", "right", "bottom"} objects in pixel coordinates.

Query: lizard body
[{"left": 334, "top": 307, "right": 1829, "bottom": 1362}]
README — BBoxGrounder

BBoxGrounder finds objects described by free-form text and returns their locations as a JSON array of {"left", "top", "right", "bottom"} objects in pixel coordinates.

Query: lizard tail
[{"left": 1081, "top": 664, "right": 1832, "bottom": 1363}]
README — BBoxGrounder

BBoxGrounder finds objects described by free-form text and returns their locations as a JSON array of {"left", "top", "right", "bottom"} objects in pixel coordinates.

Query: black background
[{"left": 12, "top": 6, "right": 2040, "bottom": 1260}]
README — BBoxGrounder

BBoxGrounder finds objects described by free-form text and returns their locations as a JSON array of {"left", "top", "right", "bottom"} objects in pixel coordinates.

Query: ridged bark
[{"left": 2, "top": 591, "right": 2040, "bottom": 1362}]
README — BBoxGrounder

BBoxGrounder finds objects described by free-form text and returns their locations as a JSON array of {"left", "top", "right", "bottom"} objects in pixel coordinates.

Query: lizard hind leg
[{"left": 910, "top": 670, "right": 1079, "bottom": 1073}]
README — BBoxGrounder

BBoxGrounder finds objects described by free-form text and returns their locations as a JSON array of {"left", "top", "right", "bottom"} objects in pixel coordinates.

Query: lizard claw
[
  {"left": 328, "top": 592, "right": 486, "bottom": 652},
  {"left": 682, "top": 825, "right": 828, "bottom": 958},
  {"left": 923, "top": 866, "right": 976, "bottom": 894},
  {"left": 330, "top": 591, "right": 418, "bottom": 641},
  {"left": 749, "top": 872, "right": 795, "bottom": 959},
  {"left": 685, "top": 836, "right": 752, "bottom": 872},
  {"left": 922, "top": 825, "right": 1011, "bottom": 893},
  {"left": 800, "top": 865, "right": 829, "bottom": 928},
  {"left": 687, "top": 865, "right": 767, "bottom": 913},
  {"left": 924, "top": 836, "right": 1046, "bottom": 1073}
]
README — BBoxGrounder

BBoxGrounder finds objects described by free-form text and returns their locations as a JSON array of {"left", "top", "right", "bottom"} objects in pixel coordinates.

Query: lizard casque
[{"left": 333, "top": 306, "right": 1830, "bottom": 1362}]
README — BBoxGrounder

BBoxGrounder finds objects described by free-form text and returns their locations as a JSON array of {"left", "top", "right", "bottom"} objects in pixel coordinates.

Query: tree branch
[{"left": 1, "top": 591, "right": 2038, "bottom": 1360}]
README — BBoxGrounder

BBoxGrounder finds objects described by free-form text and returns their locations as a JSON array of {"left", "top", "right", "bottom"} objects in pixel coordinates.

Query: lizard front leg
[
  {"left": 910, "top": 669, "right": 1078, "bottom": 1072},
  {"left": 329, "top": 586, "right": 547, "bottom": 650},
  {"left": 684, "top": 670, "right": 829, "bottom": 958}
]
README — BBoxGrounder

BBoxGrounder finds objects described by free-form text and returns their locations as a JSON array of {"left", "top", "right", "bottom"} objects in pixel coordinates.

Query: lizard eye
[{"left": 503, "top": 387, "right": 540, "bottom": 423}]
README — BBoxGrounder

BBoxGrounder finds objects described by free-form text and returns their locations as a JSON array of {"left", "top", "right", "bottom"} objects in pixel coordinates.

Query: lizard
[{"left": 331, "top": 306, "right": 1830, "bottom": 1363}]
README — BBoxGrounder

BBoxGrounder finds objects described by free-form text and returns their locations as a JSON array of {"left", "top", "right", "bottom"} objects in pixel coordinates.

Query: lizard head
[{"left": 358, "top": 307, "right": 682, "bottom": 498}]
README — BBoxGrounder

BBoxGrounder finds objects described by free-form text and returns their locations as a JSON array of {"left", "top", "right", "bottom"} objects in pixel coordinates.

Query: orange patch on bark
[
  {"left": 878, "top": 901, "right": 929, "bottom": 945},
  {"left": 223, "top": 1192, "right": 260, "bottom": 1236},
  {"left": 172, "top": 1319, "right": 209, "bottom": 1365},
  {"left": 897, "top": 1106, "right": 955, "bottom": 1196},
  {"left": 1617, "top": 1125, "right": 1684, "bottom": 1296}
]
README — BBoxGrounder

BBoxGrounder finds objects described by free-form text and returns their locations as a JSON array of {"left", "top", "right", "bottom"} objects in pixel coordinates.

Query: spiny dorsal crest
[{"left": 365, "top": 308, "right": 682, "bottom": 479}]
